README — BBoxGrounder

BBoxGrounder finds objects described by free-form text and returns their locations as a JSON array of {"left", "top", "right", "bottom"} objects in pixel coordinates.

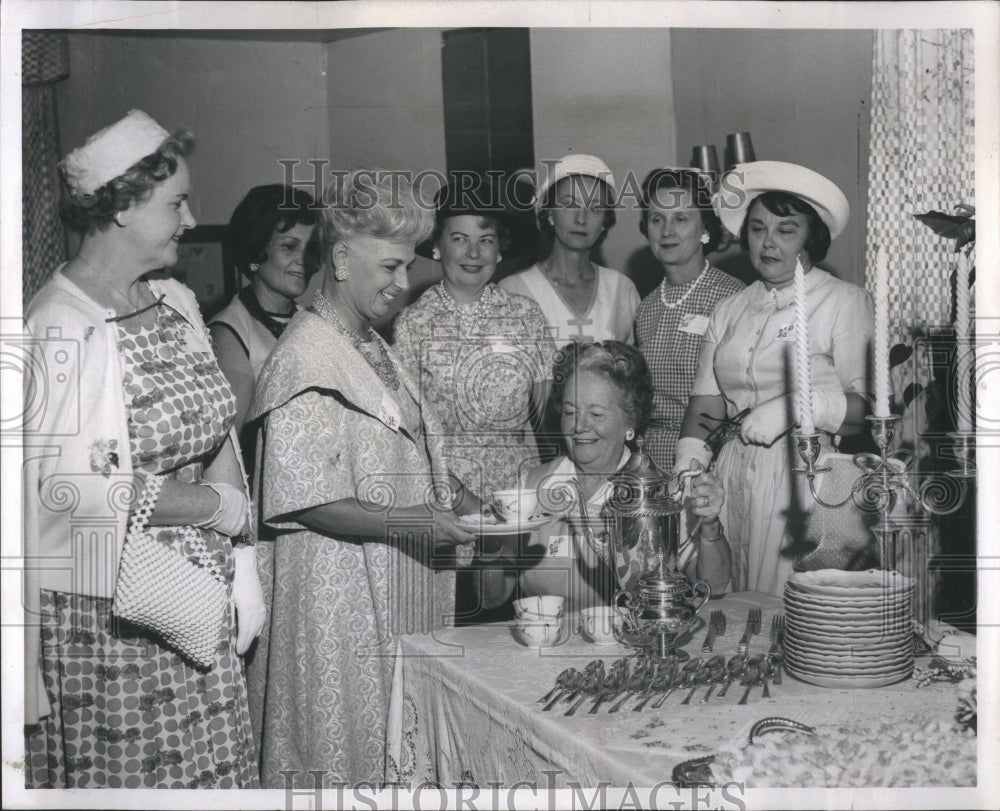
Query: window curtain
[
  {"left": 22, "top": 32, "right": 69, "bottom": 307},
  {"left": 865, "top": 29, "right": 974, "bottom": 343},
  {"left": 865, "top": 30, "right": 975, "bottom": 632}
]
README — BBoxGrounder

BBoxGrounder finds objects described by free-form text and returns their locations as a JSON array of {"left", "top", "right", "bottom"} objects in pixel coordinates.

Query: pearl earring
[
  {"left": 496, "top": 253, "right": 503, "bottom": 263},
  {"left": 249, "top": 263, "right": 260, "bottom": 273},
  {"left": 625, "top": 428, "right": 635, "bottom": 441},
  {"left": 700, "top": 233, "right": 710, "bottom": 245},
  {"left": 432, "top": 246, "right": 441, "bottom": 261},
  {"left": 334, "top": 265, "right": 349, "bottom": 281}
]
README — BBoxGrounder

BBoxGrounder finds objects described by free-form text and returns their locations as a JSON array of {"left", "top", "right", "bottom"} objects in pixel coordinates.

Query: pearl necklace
[
  {"left": 311, "top": 291, "right": 400, "bottom": 390},
  {"left": 659, "top": 259, "right": 710, "bottom": 310},
  {"left": 435, "top": 282, "right": 496, "bottom": 335}
]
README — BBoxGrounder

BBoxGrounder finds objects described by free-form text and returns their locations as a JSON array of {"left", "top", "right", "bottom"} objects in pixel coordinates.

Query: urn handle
[
  {"left": 613, "top": 590, "right": 641, "bottom": 636},
  {"left": 691, "top": 579, "right": 712, "bottom": 616}
]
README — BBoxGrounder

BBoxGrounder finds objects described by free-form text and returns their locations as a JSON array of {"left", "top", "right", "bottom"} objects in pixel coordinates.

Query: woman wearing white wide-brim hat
[
  {"left": 499, "top": 153, "right": 640, "bottom": 346},
  {"left": 674, "top": 161, "right": 875, "bottom": 597}
]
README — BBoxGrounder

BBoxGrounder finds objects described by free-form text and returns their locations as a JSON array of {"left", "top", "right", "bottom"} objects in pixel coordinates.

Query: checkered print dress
[{"left": 634, "top": 266, "right": 744, "bottom": 470}]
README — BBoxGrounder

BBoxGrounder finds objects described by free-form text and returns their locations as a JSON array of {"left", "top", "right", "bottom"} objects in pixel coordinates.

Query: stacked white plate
[{"left": 782, "top": 569, "right": 915, "bottom": 688}]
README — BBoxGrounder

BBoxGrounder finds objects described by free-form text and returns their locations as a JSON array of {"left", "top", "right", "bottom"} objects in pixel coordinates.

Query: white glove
[
  {"left": 740, "top": 395, "right": 793, "bottom": 445},
  {"left": 196, "top": 481, "right": 249, "bottom": 537},
  {"left": 231, "top": 544, "right": 266, "bottom": 655},
  {"left": 673, "top": 437, "right": 713, "bottom": 475},
  {"left": 812, "top": 389, "right": 848, "bottom": 434}
]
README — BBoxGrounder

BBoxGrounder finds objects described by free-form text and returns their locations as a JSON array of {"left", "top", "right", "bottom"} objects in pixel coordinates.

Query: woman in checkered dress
[{"left": 633, "top": 168, "right": 745, "bottom": 471}]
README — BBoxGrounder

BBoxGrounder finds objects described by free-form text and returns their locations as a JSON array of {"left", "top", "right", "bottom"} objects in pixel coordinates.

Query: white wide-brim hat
[
  {"left": 713, "top": 160, "right": 849, "bottom": 239},
  {"left": 61, "top": 109, "right": 171, "bottom": 196},
  {"left": 533, "top": 153, "right": 617, "bottom": 212}
]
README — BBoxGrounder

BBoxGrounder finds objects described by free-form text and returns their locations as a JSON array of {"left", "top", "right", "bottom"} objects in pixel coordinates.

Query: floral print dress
[
  {"left": 25, "top": 304, "right": 259, "bottom": 789},
  {"left": 393, "top": 284, "right": 558, "bottom": 499}
]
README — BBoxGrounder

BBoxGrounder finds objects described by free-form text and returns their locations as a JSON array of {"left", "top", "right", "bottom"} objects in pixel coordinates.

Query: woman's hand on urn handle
[{"left": 687, "top": 470, "right": 726, "bottom": 522}]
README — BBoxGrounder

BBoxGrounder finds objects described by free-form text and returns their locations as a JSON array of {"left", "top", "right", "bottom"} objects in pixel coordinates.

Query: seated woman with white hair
[
  {"left": 675, "top": 161, "right": 875, "bottom": 597},
  {"left": 482, "top": 341, "right": 732, "bottom": 614}
]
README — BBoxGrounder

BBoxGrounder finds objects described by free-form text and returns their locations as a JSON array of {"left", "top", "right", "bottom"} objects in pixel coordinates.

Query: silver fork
[
  {"left": 737, "top": 606, "right": 762, "bottom": 656},
  {"left": 700, "top": 610, "right": 726, "bottom": 653}
]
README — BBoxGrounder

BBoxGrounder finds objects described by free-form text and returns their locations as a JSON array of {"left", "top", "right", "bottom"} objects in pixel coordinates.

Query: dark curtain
[{"left": 22, "top": 32, "right": 69, "bottom": 307}]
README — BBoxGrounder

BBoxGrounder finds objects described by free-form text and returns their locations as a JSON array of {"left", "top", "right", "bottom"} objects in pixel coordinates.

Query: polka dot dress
[{"left": 26, "top": 304, "right": 259, "bottom": 789}]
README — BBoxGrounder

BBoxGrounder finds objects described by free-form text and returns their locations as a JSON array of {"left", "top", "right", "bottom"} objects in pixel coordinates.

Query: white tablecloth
[{"left": 385, "top": 591, "right": 968, "bottom": 787}]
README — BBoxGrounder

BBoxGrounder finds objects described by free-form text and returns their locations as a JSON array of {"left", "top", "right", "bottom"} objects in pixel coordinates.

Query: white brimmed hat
[
  {"left": 60, "top": 109, "right": 171, "bottom": 196},
  {"left": 713, "top": 160, "right": 849, "bottom": 239},
  {"left": 533, "top": 153, "right": 617, "bottom": 212}
]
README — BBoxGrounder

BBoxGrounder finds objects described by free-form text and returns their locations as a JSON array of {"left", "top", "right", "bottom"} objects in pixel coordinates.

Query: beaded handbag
[{"left": 113, "top": 475, "right": 229, "bottom": 669}]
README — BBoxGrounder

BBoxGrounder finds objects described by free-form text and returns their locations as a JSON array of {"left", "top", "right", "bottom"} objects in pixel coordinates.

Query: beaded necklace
[
  {"left": 311, "top": 290, "right": 400, "bottom": 390},
  {"left": 659, "top": 259, "right": 710, "bottom": 310},
  {"left": 435, "top": 282, "right": 496, "bottom": 335}
]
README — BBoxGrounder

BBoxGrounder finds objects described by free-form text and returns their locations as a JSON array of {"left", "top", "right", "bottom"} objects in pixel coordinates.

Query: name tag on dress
[
  {"left": 677, "top": 313, "right": 709, "bottom": 335},
  {"left": 378, "top": 392, "right": 402, "bottom": 432},
  {"left": 776, "top": 323, "right": 795, "bottom": 342}
]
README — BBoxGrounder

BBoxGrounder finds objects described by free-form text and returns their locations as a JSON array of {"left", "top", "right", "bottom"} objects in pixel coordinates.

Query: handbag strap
[{"left": 127, "top": 472, "right": 163, "bottom": 541}]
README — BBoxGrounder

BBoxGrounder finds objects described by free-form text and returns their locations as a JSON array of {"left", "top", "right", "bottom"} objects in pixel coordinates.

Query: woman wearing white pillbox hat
[
  {"left": 23, "top": 109, "right": 262, "bottom": 787},
  {"left": 499, "top": 153, "right": 640, "bottom": 347}
]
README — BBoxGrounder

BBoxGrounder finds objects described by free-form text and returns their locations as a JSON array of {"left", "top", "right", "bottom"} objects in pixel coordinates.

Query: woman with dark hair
[
  {"left": 676, "top": 161, "right": 875, "bottom": 596},
  {"left": 393, "top": 178, "right": 557, "bottom": 501},
  {"left": 634, "top": 167, "right": 745, "bottom": 471},
  {"left": 209, "top": 185, "right": 317, "bottom": 450},
  {"left": 482, "top": 341, "right": 731, "bottom": 613},
  {"left": 499, "top": 154, "right": 640, "bottom": 345},
  {"left": 24, "top": 110, "right": 262, "bottom": 788}
]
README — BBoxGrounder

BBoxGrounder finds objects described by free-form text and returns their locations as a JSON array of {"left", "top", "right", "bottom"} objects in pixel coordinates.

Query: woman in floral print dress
[
  {"left": 393, "top": 179, "right": 558, "bottom": 501},
  {"left": 23, "top": 111, "right": 264, "bottom": 788}
]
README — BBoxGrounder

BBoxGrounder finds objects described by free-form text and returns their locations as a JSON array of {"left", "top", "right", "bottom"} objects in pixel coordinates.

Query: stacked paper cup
[{"left": 782, "top": 570, "right": 915, "bottom": 688}]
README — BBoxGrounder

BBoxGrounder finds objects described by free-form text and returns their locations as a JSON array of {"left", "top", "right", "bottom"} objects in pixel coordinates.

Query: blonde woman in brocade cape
[{"left": 247, "top": 309, "right": 459, "bottom": 787}]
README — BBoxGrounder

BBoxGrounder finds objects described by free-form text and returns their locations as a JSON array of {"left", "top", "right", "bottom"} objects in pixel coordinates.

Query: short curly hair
[
  {"left": 738, "top": 191, "right": 832, "bottom": 262},
  {"left": 59, "top": 130, "right": 195, "bottom": 235},
  {"left": 320, "top": 169, "right": 434, "bottom": 248},
  {"left": 228, "top": 185, "right": 317, "bottom": 278},
  {"left": 550, "top": 341, "right": 654, "bottom": 436},
  {"left": 429, "top": 179, "right": 511, "bottom": 251},
  {"left": 638, "top": 167, "right": 724, "bottom": 254},
  {"left": 537, "top": 175, "right": 617, "bottom": 249}
]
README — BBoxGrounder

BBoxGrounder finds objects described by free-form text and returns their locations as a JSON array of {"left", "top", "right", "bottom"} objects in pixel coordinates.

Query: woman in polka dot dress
[{"left": 22, "top": 111, "right": 264, "bottom": 788}]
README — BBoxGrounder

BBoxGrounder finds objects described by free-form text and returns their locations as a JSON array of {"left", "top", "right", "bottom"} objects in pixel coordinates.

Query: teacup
[
  {"left": 514, "top": 617, "right": 566, "bottom": 648},
  {"left": 580, "top": 605, "right": 625, "bottom": 645},
  {"left": 513, "top": 595, "right": 565, "bottom": 620},
  {"left": 492, "top": 488, "right": 539, "bottom": 523}
]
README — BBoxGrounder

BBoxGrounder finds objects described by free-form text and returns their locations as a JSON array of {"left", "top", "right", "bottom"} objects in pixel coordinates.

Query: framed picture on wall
[{"left": 156, "top": 224, "right": 236, "bottom": 318}]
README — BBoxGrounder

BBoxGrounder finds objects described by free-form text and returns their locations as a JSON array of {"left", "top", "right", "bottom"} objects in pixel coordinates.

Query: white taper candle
[
  {"left": 954, "top": 250, "right": 973, "bottom": 431},
  {"left": 873, "top": 246, "right": 890, "bottom": 417},
  {"left": 794, "top": 258, "right": 815, "bottom": 434}
]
